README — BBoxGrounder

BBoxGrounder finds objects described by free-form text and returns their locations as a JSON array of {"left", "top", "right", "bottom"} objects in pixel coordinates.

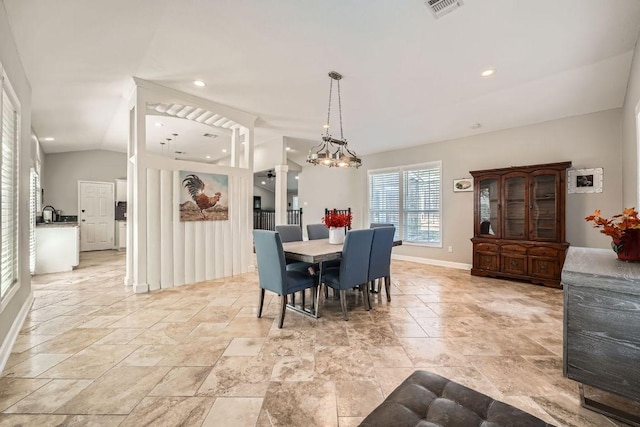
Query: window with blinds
[
  {"left": 1, "top": 83, "right": 19, "bottom": 299},
  {"left": 368, "top": 161, "right": 442, "bottom": 246},
  {"left": 30, "top": 168, "right": 39, "bottom": 275}
]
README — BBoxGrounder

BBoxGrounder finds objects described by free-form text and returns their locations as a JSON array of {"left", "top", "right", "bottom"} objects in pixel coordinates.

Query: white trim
[
  {"left": 0, "top": 291, "right": 33, "bottom": 374},
  {"left": 392, "top": 254, "right": 471, "bottom": 270},
  {"left": 133, "top": 283, "right": 149, "bottom": 293}
]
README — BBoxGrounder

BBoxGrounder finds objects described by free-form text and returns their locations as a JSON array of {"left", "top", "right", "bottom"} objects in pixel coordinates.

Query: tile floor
[{"left": 0, "top": 250, "right": 627, "bottom": 426}]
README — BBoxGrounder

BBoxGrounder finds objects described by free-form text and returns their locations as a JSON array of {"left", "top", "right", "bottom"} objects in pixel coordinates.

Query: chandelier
[{"left": 307, "top": 71, "right": 362, "bottom": 168}]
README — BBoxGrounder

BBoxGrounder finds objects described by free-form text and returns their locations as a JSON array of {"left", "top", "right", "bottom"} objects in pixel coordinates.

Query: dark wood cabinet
[{"left": 470, "top": 161, "right": 571, "bottom": 288}]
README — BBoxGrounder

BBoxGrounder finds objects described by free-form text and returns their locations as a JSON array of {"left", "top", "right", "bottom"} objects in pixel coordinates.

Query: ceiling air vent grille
[
  {"left": 203, "top": 133, "right": 218, "bottom": 138},
  {"left": 425, "top": 0, "right": 463, "bottom": 19}
]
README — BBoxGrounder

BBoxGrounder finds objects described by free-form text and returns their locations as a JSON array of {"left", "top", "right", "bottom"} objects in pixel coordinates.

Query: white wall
[
  {"left": 43, "top": 150, "right": 127, "bottom": 215},
  {"left": 622, "top": 31, "right": 640, "bottom": 208},
  {"left": 253, "top": 186, "right": 275, "bottom": 210},
  {"left": 298, "top": 165, "right": 361, "bottom": 238},
  {"left": 0, "top": 2, "right": 34, "bottom": 369},
  {"left": 298, "top": 110, "right": 624, "bottom": 265},
  {"left": 254, "top": 137, "right": 285, "bottom": 172},
  {"left": 141, "top": 156, "right": 251, "bottom": 290}
]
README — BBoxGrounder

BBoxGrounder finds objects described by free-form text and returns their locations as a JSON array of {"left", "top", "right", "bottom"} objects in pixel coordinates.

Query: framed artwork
[
  {"left": 453, "top": 178, "right": 474, "bottom": 192},
  {"left": 179, "top": 171, "right": 229, "bottom": 221},
  {"left": 567, "top": 168, "right": 603, "bottom": 194}
]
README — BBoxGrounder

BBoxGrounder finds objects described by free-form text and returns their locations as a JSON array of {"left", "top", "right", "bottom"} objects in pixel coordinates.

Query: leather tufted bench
[{"left": 360, "top": 370, "right": 554, "bottom": 427}]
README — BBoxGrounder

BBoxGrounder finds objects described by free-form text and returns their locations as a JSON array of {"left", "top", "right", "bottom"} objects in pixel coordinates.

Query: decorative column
[{"left": 275, "top": 164, "right": 289, "bottom": 226}]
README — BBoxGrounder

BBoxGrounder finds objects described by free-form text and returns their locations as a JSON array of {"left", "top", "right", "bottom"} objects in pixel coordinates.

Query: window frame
[
  {"left": 368, "top": 161, "right": 442, "bottom": 248},
  {"left": 0, "top": 68, "right": 21, "bottom": 307}
]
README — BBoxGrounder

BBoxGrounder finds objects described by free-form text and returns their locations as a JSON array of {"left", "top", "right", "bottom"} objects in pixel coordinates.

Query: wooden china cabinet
[{"left": 470, "top": 161, "right": 571, "bottom": 288}]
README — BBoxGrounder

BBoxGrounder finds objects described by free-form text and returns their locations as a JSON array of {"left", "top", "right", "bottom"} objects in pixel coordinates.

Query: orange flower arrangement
[
  {"left": 322, "top": 211, "right": 352, "bottom": 228},
  {"left": 584, "top": 208, "right": 640, "bottom": 240}
]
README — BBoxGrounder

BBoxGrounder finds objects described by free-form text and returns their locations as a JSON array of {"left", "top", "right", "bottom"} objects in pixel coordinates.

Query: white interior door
[{"left": 79, "top": 181, "right": 114, "bottom": 251}]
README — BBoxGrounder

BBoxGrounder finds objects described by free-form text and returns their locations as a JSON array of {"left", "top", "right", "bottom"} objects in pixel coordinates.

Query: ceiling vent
[
  {"left": 203, "top": 133, "right": 218, "bottom": 138},
  {"left": 425, "top": 0, "right": 463, "bottom": 19}
]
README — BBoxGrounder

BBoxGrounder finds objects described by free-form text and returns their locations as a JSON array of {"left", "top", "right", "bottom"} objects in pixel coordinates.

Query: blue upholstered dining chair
[
  {"left": 367, "top": 226, "right": 395, "bottom": 302},
  {"left": 253, "top": 230, "right": 317, "bottom": 328},
  {"left": 370, "top": 223, "right": 394, "bottom": 228},
  {"left": 307, "top": 223, "right": 329, "bottom": 240},
  {"left": 321, "top": 229, "right": 374, "bottom": 320},
  {"left": 275, "top": 225, "right": 314, "bottom": 273}
]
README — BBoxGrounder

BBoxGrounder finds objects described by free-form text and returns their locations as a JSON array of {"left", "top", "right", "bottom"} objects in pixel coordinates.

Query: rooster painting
[{"left": 180, "top": 172, "right": 228, "bottom": 221}]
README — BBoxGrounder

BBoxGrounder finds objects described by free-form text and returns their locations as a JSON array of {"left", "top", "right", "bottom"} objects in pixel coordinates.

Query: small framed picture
[
  {"left": 453, "top": 178, "right": 474, "bottom": 192},
  {"left": 567, "top": 168, "right": 603, "bottom": 194}
]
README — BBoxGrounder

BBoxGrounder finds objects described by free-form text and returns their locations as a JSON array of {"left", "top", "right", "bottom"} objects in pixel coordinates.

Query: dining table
[{"left": 281, "top": 237, "right": 402, "bottom": 319}]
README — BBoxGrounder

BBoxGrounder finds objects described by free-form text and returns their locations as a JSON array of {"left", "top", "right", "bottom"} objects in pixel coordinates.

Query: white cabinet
[
  {"left": 116, "top": 221, "right": 126, "bottom": 250},
  {"left": 115, "top": 178, "right": 127, "bottom": 203},
  {"left": 36, "top": 225, "right": 79, "bottom": 274}
]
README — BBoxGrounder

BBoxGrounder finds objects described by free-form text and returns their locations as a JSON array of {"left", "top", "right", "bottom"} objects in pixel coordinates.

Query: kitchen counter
[
  {"left": 36, "top": 224, "right": 79, "bottom": 274},
  {"left": 37, "top": 222, "right": 79, "bottom": 228}
]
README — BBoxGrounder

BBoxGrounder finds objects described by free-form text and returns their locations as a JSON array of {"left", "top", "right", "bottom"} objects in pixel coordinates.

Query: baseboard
[
  {"left": 133, "top": 282, "right": 149, "bottom": 293},
  {"left": 0, "top": 290, "right": 34, "bottom": 374},
  {"left": 392, "top": 254, "right": 472, "bottom": 270}
]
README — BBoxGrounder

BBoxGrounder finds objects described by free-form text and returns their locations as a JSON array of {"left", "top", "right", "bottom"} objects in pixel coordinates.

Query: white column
[
  {"left": 132, "top": 91, "right": 148, "bottom": 293},
  {"left": 230, "top": 128, "right": 240, "bottom": 167},
  {"left": 124, "top": 106, "right": 135, "bottom": 287},
  {"left": 275, "top": 164, "right": 289, "bottom": 226}
]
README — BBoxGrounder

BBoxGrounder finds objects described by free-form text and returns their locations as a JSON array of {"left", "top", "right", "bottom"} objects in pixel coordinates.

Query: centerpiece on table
[
  {"left": 585, "top": 207, "right": 640, "bottom": 262},
  {"left": 322, "top": 211, "right": 352, "bottom": 244}
]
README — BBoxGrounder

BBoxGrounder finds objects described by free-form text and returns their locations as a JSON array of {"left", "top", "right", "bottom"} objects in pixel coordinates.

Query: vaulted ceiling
[{"left": 5, "top": 0, "right": 640, "bottom": 157}]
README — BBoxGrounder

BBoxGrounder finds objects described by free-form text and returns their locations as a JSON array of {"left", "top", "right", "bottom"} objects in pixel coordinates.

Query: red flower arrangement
[
  {"left": 322, "top": 211, "right": 352, "bottom": 228},
  {"left": 585, "top": 208, "right": 640, "bottom": 261},
  {"left": 584, "top": 208, "right": 640, "bottom": 240}
]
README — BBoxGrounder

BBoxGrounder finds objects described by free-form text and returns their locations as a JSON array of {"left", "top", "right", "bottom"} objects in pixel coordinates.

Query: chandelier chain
[
  {"left": 326, "top": 78, "right": 333, "bottom": 136},
  {"left": 337, "top": 79, "right": 343, "bottom": 139}
]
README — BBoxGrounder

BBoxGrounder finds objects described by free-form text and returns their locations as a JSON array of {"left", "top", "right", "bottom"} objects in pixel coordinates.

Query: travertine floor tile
[
  {"left": 148, "top": 367, "right": 212, "bottom": 396},
  {"left": 40, "top": 345, "right": 139, "bottom": 379},
  {"left": 257, "top": 380, "right": 337, "bottom": 427},
  {"left": 222, "top": 337, "right": 265, "bottom": 357},
  {"left": 4, "top": 379, "right": 92, "bottom": 413},
  {"left": 55, "top": 366, "right": 170, "bottom": 414},
  {"left": 0, "top": 378, "right": 50, "bottom": 412},
  {"left": 202, "top": 397, "right": 263, "bottom": 427},
  {"left": 119, "top": 396, "right": 213, "bottom": 427},
  {"left": 0, "top": 251, "right": 624, "bottom": 426},
  {"left": 3, "top": 353, "right": 72, "bottom": 378}
]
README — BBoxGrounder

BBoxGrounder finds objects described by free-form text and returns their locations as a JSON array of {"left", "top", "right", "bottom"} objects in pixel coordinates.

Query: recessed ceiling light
[
  {"left": 295, "top": 175, "right": 299, "bottom": 180},
  {"left": 480, "top": 68, "right": 496, "bottom": 78},
  {"left": 286, "top": 147, "right": 291, "bottom": 151},
  {"left": 155, "top": 122, "right": 163, "bottom": 127},
  {"left": 43, "top": 137, "right": 55, "bottom": 141},
  {"left": 241, "top": 142, "right": 246, "bottom": 145},
  {"left": 206, "top": 155, "right": 211, "bottom": 159},
  {"left": 193, "top": 80, "right": 206, "bottom": 87},
  {"left": 261, "top": 181, "right": 266, "bottom": 185},
  {"left": 323, "top": 124, "right": 330, "bottom": 129},
  {"left": 222, "top": 149, "right": 227, "bottom": 153}
]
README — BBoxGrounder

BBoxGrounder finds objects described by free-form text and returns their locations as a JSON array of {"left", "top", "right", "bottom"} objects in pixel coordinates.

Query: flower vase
[
  {"left": 612, "top": 229, "right": 640, "bottom": 262},
  {"left": 328, "top": 226, "right": 345, "bottom": 245}
]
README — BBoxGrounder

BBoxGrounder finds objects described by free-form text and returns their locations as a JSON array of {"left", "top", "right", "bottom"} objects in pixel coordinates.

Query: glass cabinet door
[
  {"left": 504, "top": 174, "right": 527, "bottom": 239},
  {"left": 478, "top": 178, "right": 500, "bottom": 237},
  {"left": 530, "top": 172, "right": 558, "bottom": 240}
]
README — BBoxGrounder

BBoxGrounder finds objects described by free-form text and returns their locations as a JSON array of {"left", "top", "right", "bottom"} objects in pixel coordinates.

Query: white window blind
[
  {"left": 368, "top": 161, "right": 442, "bottom": 246},
  {"left": 403, "top": 165, "right": 441, "bottom": 245},
  {"left": 1, "top": 84, "right": 19, "bottom": 298},
  {"left": 30, "top": 168, "right": 39, "bottom": 275},
  {"left": 369, "top": 171, "right": 400, "bottom": 235}
]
